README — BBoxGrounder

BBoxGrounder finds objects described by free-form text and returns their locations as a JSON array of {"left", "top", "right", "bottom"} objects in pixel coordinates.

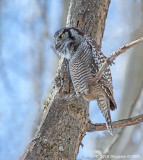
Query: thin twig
[
  {"left": 87, "top": 114, "right": 143, "bottom": 132},
  {"left": 89, "top": 37, "right": 143, "bottom": 85}
]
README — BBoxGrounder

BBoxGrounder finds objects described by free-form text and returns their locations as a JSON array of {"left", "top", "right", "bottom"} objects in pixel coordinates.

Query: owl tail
[{"left": 97, "top": 95, "right": 113, "bottom": 135}]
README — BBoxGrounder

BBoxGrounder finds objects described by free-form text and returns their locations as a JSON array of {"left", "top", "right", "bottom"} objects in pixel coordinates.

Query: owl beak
[{"left": 56, "top": 40, "right": 58, "bottom": 44}]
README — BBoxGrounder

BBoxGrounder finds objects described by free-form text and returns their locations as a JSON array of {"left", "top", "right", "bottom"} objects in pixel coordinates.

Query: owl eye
[{"left": 60, "top": 33, "right": 66, "bottom": 39}]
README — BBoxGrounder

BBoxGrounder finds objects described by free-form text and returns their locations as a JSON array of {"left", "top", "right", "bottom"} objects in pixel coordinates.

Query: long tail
[{"left": 97, "top": 94, "right": 113, "bottom": 135}]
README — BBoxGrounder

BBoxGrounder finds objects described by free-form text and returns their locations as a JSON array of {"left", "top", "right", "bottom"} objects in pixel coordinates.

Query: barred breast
[{"left": 69, "top": 45, "right": 93, "bottom": 95}]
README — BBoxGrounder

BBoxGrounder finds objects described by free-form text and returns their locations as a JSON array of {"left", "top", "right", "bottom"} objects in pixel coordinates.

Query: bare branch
[
  {"left": 87, "top": 114, "right": 143, "bottom": 132},
  {"left": 89, "top": 37, "right": 143, "bottom": 85}
]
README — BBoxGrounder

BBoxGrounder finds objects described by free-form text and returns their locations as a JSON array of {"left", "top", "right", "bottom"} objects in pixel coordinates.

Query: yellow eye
[{"left": 60, "top": 33, "right": 65, "bottom": 38}]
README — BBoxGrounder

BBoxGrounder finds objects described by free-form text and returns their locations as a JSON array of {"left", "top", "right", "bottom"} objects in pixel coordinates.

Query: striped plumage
[
  {"left": 54, "top": 27, "right": 117, "bottom": 135},
  {"left": 69, "top": 41, "right": 93, "bottom": 95}
]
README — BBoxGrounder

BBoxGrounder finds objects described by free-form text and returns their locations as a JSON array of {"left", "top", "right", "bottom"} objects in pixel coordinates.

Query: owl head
[{"left": 54, "top": 27, "right": 84, "bottom": 59}]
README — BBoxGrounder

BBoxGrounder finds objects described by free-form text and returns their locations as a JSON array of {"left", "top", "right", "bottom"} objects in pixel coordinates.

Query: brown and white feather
[{"left": 54, "top": 27, "right": 117, "bottom": 135}]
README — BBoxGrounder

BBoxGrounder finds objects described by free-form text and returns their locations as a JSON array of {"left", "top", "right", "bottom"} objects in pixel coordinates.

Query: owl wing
[{"left": 88, "top": 40, "right": 117, "bottom": 110}]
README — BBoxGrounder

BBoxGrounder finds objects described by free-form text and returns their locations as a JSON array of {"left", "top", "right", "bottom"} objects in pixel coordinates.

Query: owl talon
[{"left": 107, "top": 58, "right": 115, "bottom": 66}]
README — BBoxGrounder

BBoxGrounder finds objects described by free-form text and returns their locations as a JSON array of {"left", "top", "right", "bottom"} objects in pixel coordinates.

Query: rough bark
[{"left": 22, "top": 0, "right": 110, "bottom": 159}]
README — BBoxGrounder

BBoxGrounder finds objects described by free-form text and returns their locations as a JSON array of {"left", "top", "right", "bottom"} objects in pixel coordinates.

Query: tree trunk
[{"left": 22, "top": 0, "right": 110, "bottom": 159}]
